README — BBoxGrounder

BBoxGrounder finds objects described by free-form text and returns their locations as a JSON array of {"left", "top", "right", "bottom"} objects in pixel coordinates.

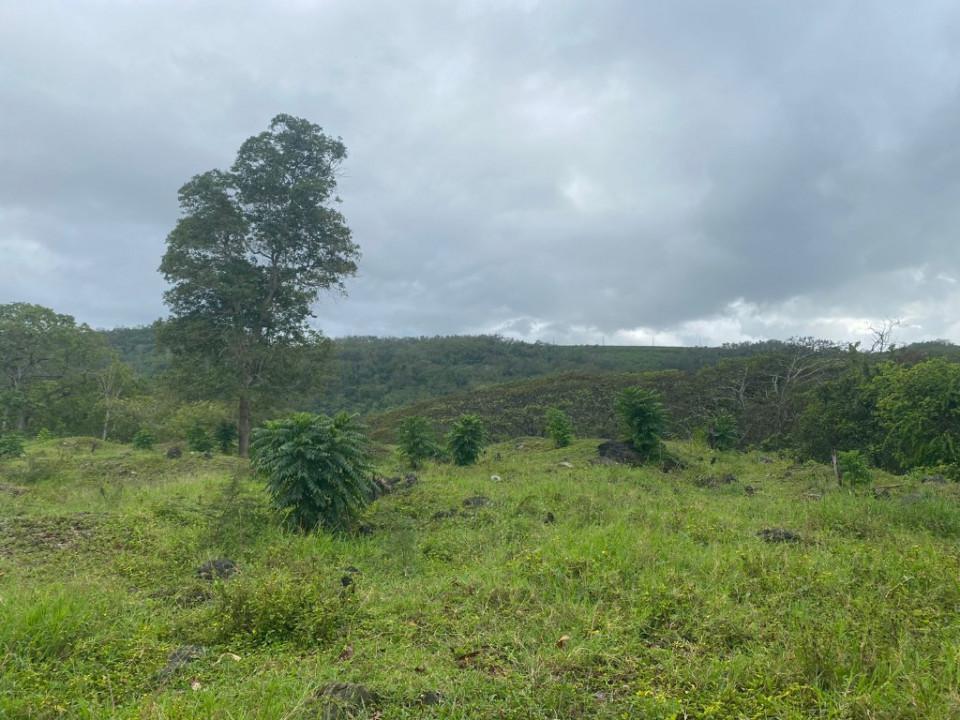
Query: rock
[
  {"left": 313, "top": 682, "right": 378, "bottom": 720},
  {"left": 921, "top": 474, "right": 948, "bottom": 484},
  {"left": 157, "top": 645, "right": 206, "bottom": 681},
  {"left": 202, "top": 451, "right": 213, "bottom": 460},
  {"left": 355, "top": 523, "right": 375, "bottom": 536},
  {"left": 340, "top": 566, "right": 360, "bottom": 587},
  {"left": 462, "top": 496, "right": 490, "bottom": 508},
  {"left": 558, "top": 461, "right": 574, "bottom": 469},
  {"left": 543, "top": 511, "right": 556, "bottom": 524},
  {"left": 166, "top": 446, "right": 183, "bottom": 459},
  {"left": 196, "top": 558, "right": 237, "bottom": 581},
  {"left": 417, "top": 690, "right": 443, "bottom": 706},
  {"left": 431, "top": 508, "right": 459, "bottom": 520},
  {"left": 596, "top": 441, "right": 645, "bottom": 466},
  {"left": 695, "top": 474, "right": 737, "bottom": 488},
  {"left": 744, "top": 485, "right": 757, "bottom": 496},
  {"left": 757, "top": 528, "right": 801, "bottom": 544},
  {"left": 370, "top": 473, "right": 419, "bottom": 499},
  {"left": 490, "top": 474, "right": 502, "bottom": 482}
]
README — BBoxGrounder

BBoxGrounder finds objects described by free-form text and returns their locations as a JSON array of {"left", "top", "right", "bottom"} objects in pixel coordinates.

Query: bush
[
  {"left": 707, "top": 412, "right": 739, "bottom": 451},
  {"left": 545, "top": 407, "right": 573, "bottom": 448},
  {"left": 250, "top": 412, "right": 372, "bottom": 532},
  {"left": 195, "top": 568, "right": 346, "bottom": 647},
  {"left": 186, "top": 423, "right": 214, "bottom": 453},
  {"left": 615, "top": 387, "right": 665, "bottom": 459},
  {"left": 131, "top": 428, "right": 155, "bottom": 450},
  {"left": 0, "top": 433, "right": 25, "bottom": 459},
  {"left": 214, "top": 421, "right": 237, "bottom": 454},
  {"left": 837, "top": 450, "right": 872, "bottom": 486},
  {"left": 396, "top": 415, "right": 439, "bottom": 468},
  {"left": 447, "top": 414, "right": 486, "bottom": 466},
  {"left": 34, "top": 428, "right": 55, "bottom": 442}
]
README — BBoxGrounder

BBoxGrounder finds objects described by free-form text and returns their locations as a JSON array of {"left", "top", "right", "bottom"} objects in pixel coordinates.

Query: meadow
[{"left": 2, "top": 437, "right": 960, "bottom": 718}]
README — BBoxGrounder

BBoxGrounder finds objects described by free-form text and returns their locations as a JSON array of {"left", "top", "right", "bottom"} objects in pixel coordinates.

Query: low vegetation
[{"left": 3, "top": 435, "right": 960, "bottom": 717}]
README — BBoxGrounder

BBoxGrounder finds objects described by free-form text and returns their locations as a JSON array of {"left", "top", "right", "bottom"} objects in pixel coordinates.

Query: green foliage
[
  {"left": 837, "top": 450, "right": 873, "bottom": 485},
  {"left": 396, "top": 415, "right": 439, "bottom": 468},
  {"left": 447, "top": 414, "right": 486, "bottom": 466},
  {"left": 34, "top": 428, "right": 54, "bottom": 442},
  {"left": 706, "top": 411, "right": 739, "bottom": 451},
  {"left": 196, "top": 568, "right": 346, "bottom": 647},
  {"left": 131, "top": 428, "right": 155, "bottom": 450},
  {"left": 616, "top": 387, "right": 665, "bottom": 458},
  {"left": 214, "top": 421, "right": 238, "bottom": 454},
  {"left": 0, "top": 302, "right": 110, "bottom": 436},
  {"left": 544, "top": 407, "right": 573, "bottom": 448},
  {"left": 250, "top": 412, "right": 372, "bottom": 531},
  {"left": 159, "top": 114, "right": 358, "bottom": 454},
  {"left": 186, "top": 423, "right": 214, "bottom": 453},
  {"left": 873, "top": 359, "right": 960, "bottom": 471},
  {"left": 0, "top": 433, "right": 25, "bottom": 459}
]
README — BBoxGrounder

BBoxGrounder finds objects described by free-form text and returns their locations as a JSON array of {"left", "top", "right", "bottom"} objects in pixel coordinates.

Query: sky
[{"left": 3, "top": 1, "right": 960, "bottom": 347}]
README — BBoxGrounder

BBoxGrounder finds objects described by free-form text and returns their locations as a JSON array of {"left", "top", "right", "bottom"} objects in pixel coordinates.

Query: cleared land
[{"left": 2, "top": 438, "right": 960, "bottom": 718}]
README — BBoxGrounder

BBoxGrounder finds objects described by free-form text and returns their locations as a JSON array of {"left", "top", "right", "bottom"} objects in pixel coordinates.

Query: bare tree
[{"left": 869, "top": 318, "right": 902, "bottom": 353}]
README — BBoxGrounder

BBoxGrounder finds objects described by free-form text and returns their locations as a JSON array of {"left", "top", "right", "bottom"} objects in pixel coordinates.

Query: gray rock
[{"left": 196, "top": 558, "right": 237, "bottom": 581}]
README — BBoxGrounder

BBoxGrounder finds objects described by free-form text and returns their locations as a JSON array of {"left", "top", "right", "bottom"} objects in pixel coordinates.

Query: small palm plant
[
  {"left": 396, "top": 415, "right": 439, "bottom": 468},
  {"left": 615, "top": 387, "right": 665, "bottom": 459},
  {"left": 545, "top": 407, "right": 574, "bottom": 448},
  {"left": 251, "top": 412, "right": 373, "bottom": 532},
  {"left": 447, "top": 414, "right": 486, "bottom": 466}
]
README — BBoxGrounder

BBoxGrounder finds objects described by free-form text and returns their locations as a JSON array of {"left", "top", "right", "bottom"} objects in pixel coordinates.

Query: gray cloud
[{"left": 3, "top": 0, "right": 960, "bottom": 345}]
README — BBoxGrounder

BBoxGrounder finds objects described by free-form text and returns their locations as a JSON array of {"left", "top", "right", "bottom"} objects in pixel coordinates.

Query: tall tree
[
  {"left": 0, "top": 303, "right": 106, "bottom": 433},
  {"left": 159, "top": 114, "right": 358, "bottom": 455}
]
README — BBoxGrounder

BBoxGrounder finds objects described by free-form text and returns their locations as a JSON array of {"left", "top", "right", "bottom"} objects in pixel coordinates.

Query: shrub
[
  {"left": 195, "top": 568, "right": 345, "bottom": 647},
  {"left": 545, "top": 407, "right": 573, "bottom": 448},
  {"left": 186, "top": 422, "right": 214, "bottom": 453},
  {"left": 396, "top": 415, "right": 439, "bottom": 468},
  {"left": 707, "top": 412, "right": 739, "bottom": 451},
  {"left": 131, "top": 428, "right": 155, "bottom": 450},
  {"left": 214, "top": 421, "right": 237, "bottom": 454},
  {"left": 34, "top": 428, "right": 55, "bottom": 442},
  {"left": 250, "top": 412, "right": 372, "bottom": 532},
  {"left": 838, "top": 450, "right": 872, "bottom": 486},
  {"left": 447, "top": 414, "right": 486, "bottom": 466},
  {"left": 0, "top": 433, "right": 25, "bottom": 459},
  {"left": 615, "top": 387, "right": 665, "bottom": 459}
]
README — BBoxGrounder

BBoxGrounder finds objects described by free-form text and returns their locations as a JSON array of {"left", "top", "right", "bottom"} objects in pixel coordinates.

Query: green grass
[{"left": 2, "top": 436, "right": 960, "bottom": 718}]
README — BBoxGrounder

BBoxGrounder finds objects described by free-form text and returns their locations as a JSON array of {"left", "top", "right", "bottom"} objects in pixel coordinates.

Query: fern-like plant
[
  {"left": 615, "top": 387, "right": 665, "bottom": 459},
  {"left": 131, "top": 428, "right": 155, "bottom": 450},
  {"left": 250, "top": 412, "right": 373, "bottom": 532},
  {"left": 545, "top": 407, "right": 573, "bottom": 448},
  {"left": 707, "top": 412, "right": 739, "bottom": 451},
  {"left": 447, "top": 414, "right": 486, "bottom": 466},
  {"left": 0, "top": 433, "right": 25, "bottom": 459},
  {"left": 396, "top": 415, "right": 439, "bottom": 468}
]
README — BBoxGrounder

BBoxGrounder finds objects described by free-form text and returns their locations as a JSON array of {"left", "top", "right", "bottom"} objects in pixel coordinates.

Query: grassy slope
[{"left": 2, "top": 438, "right": 960, "bottom": 718}]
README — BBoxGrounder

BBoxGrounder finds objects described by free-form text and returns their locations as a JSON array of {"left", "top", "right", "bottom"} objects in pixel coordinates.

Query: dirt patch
[
  {"left": 196, "top": 558, "right": 237, "bottom": 581},
  {"left": 596, "top": 441, "right": 645, "bottom": 466},
  {"left": 370, "top": 473, "right": 418, "bottom": 499},
  {"left": 694, "top": 474, "right": 737, "bottom": 488},
  {"left": 757, "top": 527, "right": 802, "bottom": 544},
  {"left": 0, "top": 513, "right": 100, "bottom": 556},
  {"left": 305, "top": 682, "right": 379, "bottom": 719},
  {"left": 462, "top": 496, "right": 491, "bottom": 508}
]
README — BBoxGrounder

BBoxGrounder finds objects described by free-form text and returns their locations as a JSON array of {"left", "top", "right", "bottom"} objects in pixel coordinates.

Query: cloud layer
[{"left": 3, "top": 1, "right": 960, "bottom": 346}]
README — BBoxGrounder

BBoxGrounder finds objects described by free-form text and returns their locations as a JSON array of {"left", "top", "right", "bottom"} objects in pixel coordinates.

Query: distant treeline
[{"left": 100, "top": 326, "right": 832, "bottom": 414}]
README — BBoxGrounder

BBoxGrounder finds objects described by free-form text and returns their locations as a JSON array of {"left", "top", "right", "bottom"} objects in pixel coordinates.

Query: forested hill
[{"left": 101, "top": 326, "right": 772, "bottom": 414}]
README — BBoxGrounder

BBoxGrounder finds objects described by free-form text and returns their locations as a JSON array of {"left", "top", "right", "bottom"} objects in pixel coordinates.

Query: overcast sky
[{"left": 3, "top": 1, "right": 960, "bottom": 346}]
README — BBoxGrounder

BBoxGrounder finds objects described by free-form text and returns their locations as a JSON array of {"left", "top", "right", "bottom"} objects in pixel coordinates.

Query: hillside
[
  {"left": 3, "top": 437, "right": 959, "bottom": 717},
  {"left": 364, "top": 370, "right": 702, "bottom": 442},
  {"left": 100, "top": 327, "right": 755, "bottom": 414}
]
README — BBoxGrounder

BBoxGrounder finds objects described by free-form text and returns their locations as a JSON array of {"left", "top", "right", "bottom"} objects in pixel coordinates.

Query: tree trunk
[
  {"left": 101, "top": 406, "right": 111, "bottom": 441},
  {"left": 238, "top": 395, "right": 252, "bottom": 458}
]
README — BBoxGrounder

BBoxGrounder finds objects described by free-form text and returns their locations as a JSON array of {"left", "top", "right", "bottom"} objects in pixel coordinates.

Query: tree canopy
[{"left": 159, "top": 114, "right": 359, "bottom": 455}]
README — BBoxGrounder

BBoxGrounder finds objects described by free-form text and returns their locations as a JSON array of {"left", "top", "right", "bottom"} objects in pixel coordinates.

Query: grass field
[{"left": 2, "top": 437, "right": 960, "bottom": 718}]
